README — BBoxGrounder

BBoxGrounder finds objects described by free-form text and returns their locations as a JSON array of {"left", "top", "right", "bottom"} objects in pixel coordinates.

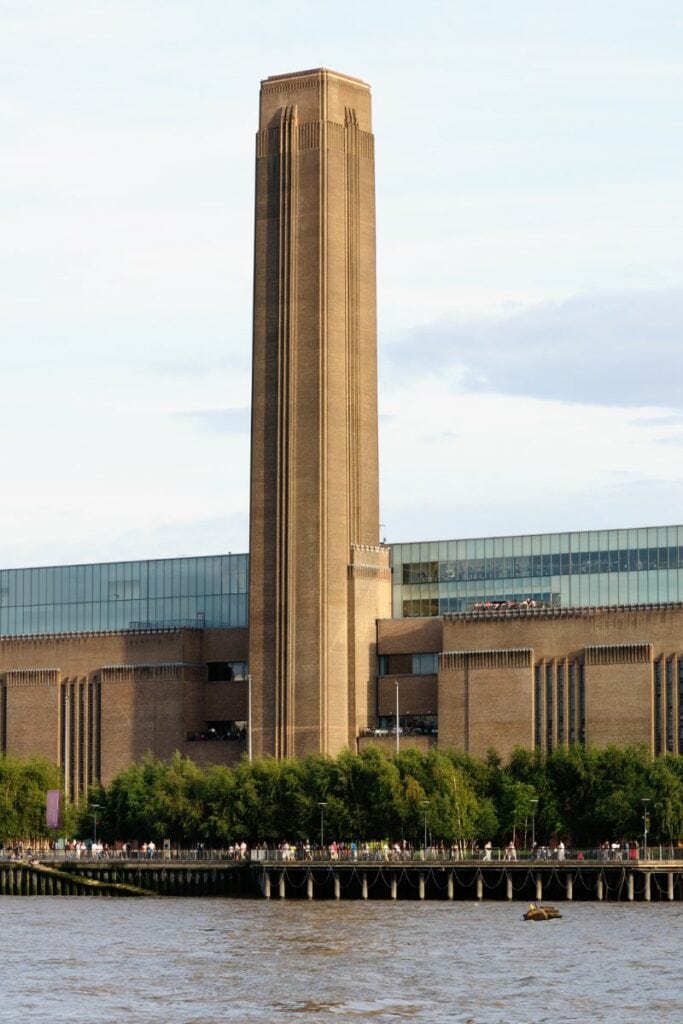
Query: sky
[{"left": 1, "top": 0, "right": 682, "bottom": 568}]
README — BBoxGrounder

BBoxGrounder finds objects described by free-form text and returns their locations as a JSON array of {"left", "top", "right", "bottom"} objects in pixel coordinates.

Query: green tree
[{"left": 0, "top": 755, "right": 68, "bottom": 844}]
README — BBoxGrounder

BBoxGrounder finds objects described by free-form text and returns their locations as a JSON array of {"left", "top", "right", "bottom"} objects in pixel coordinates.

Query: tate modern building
[{"left": 2, "top": 70, "right": 682, "bottom": 797}]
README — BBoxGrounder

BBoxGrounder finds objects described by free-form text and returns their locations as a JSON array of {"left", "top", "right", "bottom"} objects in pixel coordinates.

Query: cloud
[
  {"left": 383, "top": 288, "right": 683, "bottom": 408},
  {"left": 175, "top": 407, "right": 251, "bottom": 434},
  {"left": 652, "top": 434, "right": 683, "bottom": 447}
]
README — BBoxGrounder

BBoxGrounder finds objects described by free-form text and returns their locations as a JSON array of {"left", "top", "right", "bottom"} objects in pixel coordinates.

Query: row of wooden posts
[
  {"left": 257, "top": 863, "right": 681, "bottom": 902},
  {"left": 0, "top": 860, "right": 681, "bottom": 900}
]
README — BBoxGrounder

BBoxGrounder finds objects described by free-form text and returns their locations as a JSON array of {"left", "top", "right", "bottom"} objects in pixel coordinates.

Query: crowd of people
[
  {"left": 472, "top": 599, "right": 541, "bottom": 612},
  {"left": 1, "top": 836, "right": 649, "bottom": 863}
]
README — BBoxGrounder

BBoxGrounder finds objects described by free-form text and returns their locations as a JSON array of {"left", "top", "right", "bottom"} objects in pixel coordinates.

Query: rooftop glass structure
[
  {"left": 390, "top": 525, "right": 683, "bottom": 618},
  {"left": 3, "top": 524, "right": 683, "bottom": 636},
  {"left": 0, "top": 554, "right": 248, "bottom": 636}
]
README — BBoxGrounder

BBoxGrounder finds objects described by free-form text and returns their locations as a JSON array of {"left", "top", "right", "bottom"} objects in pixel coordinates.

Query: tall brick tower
[{"left": 248, "top": 69, "right": 391, "bottom": 758}]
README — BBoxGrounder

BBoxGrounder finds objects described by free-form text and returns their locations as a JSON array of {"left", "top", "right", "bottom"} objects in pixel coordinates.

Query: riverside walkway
[{"left": 1, "top": 847, "right": 682, "bottom": 900}]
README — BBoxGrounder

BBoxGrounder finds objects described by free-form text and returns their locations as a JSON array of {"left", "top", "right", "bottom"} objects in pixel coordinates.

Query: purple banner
[{"left": 46, "top": 789, "right": 62, "bottom": 830}]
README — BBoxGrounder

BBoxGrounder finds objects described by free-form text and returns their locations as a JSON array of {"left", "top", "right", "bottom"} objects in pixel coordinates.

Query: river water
[{"left": 1, "top": 898, "right": 681, "bottom": 1023}]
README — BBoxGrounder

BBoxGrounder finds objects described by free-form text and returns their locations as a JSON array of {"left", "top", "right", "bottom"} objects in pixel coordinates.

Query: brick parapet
[{"left": 440, "top": 649, "right": 534, "bottom": 671}]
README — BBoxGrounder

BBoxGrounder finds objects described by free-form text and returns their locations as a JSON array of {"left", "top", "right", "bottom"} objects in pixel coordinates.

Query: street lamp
[
  {"left": 318, "top": 801, "right": 327, "bottom": 853},
  {"left": 530, "top": 798, "right": 539, "bottom": 853},
  {"left": 642, "top": 798, "right": 650, "bottom": 860},
  {"left": 395, "top": 680, "right": 400, "bottom": 754},
  {"left": 421, "top": 800, "right": 430, "bottom": 855}
]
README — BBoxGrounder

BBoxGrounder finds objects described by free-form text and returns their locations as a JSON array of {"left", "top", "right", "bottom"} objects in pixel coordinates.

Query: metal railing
[{"left": 2, "top": 844, "right": 682, "bottom": 865}]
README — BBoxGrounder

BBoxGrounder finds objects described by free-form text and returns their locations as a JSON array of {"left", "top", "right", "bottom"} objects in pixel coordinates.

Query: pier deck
[{"left": 1, "top": 856, "right": 681, "bottom": 900}]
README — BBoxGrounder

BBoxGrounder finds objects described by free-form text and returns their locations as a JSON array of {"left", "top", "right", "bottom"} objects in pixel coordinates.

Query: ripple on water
[{"left": 0, "top": 899, "right": 682, "bottom": 1023}]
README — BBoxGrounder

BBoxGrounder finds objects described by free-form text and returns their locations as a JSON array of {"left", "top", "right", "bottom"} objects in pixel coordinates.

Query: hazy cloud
[
  {"left": 176, "top": 408, "right": 251, "bottom": 434},
  {"left": 383, "top": 288, "right": 683, "bottom": 408}
]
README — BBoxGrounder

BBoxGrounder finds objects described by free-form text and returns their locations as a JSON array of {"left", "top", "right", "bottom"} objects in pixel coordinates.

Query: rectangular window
[
  {"left": 514, "top": 556, "right": 531, "bottom": 578},
  {"left": 568, "top": 663, "right": 576, "bottom": 744},
  {"left": 106, "top": 579, "right": 140, "bottom": 601},
  {"left": 578, "top": 664, "right": 585, "bottom": 744},
  {"left": 412, "top": 653, "right": 438, "bottom": 674},
  {"left": 206, "top": 661, "right": 248, "bottom": 682}
]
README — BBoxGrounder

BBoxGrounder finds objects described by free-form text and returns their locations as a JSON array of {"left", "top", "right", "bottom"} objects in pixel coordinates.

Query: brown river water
[{"left": 0, "top": 898, "right": 681, "bottom": 1023}]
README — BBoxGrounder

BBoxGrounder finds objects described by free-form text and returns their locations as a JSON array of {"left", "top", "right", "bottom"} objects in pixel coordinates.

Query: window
[
  {"left": 107, "top": 579, "right": 140, "bottom": 601},
  {"left": 206, "top": 661, "right": 248, "bottom": 682},
  {"left": 412, "top": 653, "right": 438, "bottom": 674}
]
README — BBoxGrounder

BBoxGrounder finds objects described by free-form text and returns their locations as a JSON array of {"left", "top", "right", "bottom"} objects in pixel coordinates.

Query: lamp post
[
  {"left": 395, "top": 680, "right": 400, "bottom": 755},
  {"left": 642, "top": 798, "right": 650, "bottom": 860},
  {"left": 530, "top": 798, "right": 539, "bottom": 853},
  {"left": 318, "top": 801, "right": 327, "bottom": 854},
  {"left": 421, "top": 799, "right": 430, "bottom": 855}
]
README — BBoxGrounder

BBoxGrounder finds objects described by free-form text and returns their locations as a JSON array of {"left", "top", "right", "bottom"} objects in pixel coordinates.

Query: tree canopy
[
  {"left": 2, "top": 744, "right": 680, "bottom": 849},
  {"left": 69, "top": 744, "right": 683, "bottom": 850}
]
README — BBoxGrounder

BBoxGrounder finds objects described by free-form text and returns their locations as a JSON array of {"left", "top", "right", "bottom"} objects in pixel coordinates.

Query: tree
[{"left": 0, "top": 755, "right": 69, "bottom": 844}]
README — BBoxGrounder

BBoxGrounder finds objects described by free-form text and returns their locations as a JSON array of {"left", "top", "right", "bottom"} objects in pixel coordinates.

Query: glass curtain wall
[
  {"left": 0, "top": 554, "right": 248, "bottom": 635},
  {"left": 390, "top": 525, "right": 683, "bottom": 618}
]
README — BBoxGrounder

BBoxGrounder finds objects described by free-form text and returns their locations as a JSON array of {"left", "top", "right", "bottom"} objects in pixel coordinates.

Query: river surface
[{"left": 0, "top": 898, "right": 681, "bottom": 1023}]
